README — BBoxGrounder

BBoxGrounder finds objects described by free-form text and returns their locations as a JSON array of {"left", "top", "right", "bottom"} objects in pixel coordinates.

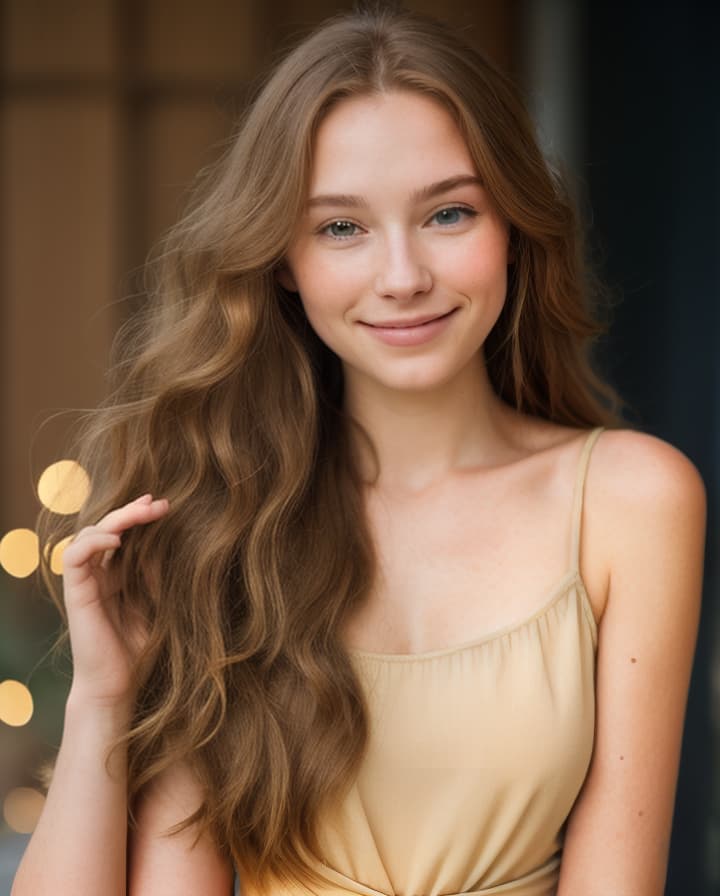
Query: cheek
[
  {"left": 290, "top": 266, "right": 353, "bottom": 348},
  {"left": 293, "top": 254, "right": 366, "bottom": 319},
  {"left": 439, "top": 237, "right": 508, "bottom": 298}
]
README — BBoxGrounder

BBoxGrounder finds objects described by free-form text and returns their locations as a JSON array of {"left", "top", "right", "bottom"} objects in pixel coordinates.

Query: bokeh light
[
  {"left": 0, "top": 680, "right": 34, "bottom": 727},
  {"left": 48, "top": 535, "right": 74, "bottom": 575},
  {"left": 0, "top": 528, "right": 39, "bottom": 577},
  {"left": 37, "top": 459, "right": 90, "bottom": 514},
  {"left": 3, "top": 787, "right": 45, "bottom": 834}
]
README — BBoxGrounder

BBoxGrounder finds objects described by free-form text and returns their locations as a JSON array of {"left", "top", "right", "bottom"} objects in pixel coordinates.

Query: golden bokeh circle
[
  {"left": 0, "top": 679, "right": 34, "bottom": 726},
  {"left": 0, "top": 528, "right": 39, "bottom": 578},
  {"left": 49, "top": 535, "right": 74, "bottom": 575},
  {"left": 3, "top": 787, "right": 45, "bottom": 834},
  {"left": 37, "top": 459, "right": 90, "bottom": 514}
]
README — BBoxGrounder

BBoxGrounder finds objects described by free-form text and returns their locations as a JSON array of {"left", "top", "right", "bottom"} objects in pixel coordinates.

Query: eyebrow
[{"left": 305, "top": 174, "right": 483, "bottom": 210}]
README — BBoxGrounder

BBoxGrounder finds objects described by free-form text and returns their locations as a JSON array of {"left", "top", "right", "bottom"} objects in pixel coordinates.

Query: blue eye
[
  {"left": 432, "top": 206, "right": 476, "bottom": 226},
  {"left": 322, "top": 220, "right": 359, "bottom": 239}
]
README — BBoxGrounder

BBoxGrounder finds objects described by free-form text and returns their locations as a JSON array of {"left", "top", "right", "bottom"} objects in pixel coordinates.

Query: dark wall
[{"left": 584, "top": 2, "right": 719, "bottom": 893}]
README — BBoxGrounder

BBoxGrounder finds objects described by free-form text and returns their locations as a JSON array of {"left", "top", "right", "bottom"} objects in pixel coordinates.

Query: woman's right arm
[
  {"left": 10, "top": 690, "right": 131, "bottom": 895},
  {"left": 12, "top": 694, "right": 234, "bottom": 896},
  {"left": 11, "top": 494, "right": 233, "bottom": 895}
]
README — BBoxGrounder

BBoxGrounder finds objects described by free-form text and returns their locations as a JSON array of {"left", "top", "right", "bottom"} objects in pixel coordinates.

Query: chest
[{"left": 342, "top": 472, "right": 578, "bottom": 656}]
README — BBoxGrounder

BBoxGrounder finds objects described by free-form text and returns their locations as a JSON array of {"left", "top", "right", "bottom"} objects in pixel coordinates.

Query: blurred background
[{"left": 0, "top": 1, "right": 718, "bottom": 893}]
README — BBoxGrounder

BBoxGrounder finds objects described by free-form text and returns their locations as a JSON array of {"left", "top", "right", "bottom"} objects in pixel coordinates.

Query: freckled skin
[{"left": 631, "top": 657, "right": 637, "bottom": 663}]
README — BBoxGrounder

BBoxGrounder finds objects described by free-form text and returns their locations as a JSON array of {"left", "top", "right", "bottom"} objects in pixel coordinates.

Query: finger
[
  {"left": 92, "top": 496, "right": 170, "bottom": 536},
  {"left": 71, "top": 525, "right": 98, "bottom": 541},
  {"left": 75, "top": 496, "right": 149, "bottom": 536},
  {"left": 63, "top": 531, "right": 122, "bottom": 573}
]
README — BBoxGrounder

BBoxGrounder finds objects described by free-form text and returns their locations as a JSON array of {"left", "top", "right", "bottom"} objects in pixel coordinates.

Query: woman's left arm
[{"left": 557, "top": 431, "right": 707, "bottom": 896}]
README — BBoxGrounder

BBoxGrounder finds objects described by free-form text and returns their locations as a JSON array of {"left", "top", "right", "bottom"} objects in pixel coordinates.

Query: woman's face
[{"left": 279, "top": 90, "right": 510, "bottom": 396}]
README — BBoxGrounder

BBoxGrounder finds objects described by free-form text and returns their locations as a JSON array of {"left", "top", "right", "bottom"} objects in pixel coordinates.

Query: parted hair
[{"left": 37, "top": 4, "right": 622, "bottom": 891}]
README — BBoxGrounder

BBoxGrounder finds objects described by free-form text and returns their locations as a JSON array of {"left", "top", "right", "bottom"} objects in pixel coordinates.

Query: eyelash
[{"left": 317, "top": 205, "right": 478, "bottom": 241}]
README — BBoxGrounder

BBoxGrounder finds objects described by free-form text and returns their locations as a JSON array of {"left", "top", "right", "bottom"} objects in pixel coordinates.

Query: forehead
[{"left": 309, "top": 90, "right": 477, "bottom": 193}]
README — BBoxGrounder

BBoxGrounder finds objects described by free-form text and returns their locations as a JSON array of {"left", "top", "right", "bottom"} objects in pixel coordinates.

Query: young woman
[{"left": 13, "top": 5, "right": 706, "bottom": 896}]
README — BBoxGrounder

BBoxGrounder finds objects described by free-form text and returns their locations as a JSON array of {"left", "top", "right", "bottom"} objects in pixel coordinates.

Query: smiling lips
[
  {"left": 359, "top": 308, "right": 458, "bottom": 346},
  {"left": 364, "top": 309, "right": 455, "bottom": 328}
]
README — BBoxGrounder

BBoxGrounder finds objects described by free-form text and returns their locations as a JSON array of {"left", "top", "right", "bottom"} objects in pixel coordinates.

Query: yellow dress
[{"left": 248, "top": 426, "right": 603, "bottom": 896}]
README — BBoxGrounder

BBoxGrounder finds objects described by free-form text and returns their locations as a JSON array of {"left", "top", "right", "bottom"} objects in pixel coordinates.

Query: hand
[{"left": 61, "top": 493, "right": 170, "bottom": 711}]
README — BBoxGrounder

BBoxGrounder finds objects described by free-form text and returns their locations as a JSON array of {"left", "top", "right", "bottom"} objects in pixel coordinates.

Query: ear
[{"left": 276, "top": 261, "right": 298, "bottom": 292}]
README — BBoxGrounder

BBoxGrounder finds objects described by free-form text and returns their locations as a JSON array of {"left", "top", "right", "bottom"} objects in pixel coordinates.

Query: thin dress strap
[{"left": 569, "top": 426, "right": 605, "bottom": 573}]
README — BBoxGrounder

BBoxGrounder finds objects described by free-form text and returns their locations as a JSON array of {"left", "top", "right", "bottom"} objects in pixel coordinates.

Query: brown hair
[{"left": 38, "top": 5, "right": 622, "bottom": 891}]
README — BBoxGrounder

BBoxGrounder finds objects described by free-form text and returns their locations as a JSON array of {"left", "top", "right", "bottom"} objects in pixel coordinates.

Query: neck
[{"left": 343, "top": 352, "right": 518, "bottom": 495}]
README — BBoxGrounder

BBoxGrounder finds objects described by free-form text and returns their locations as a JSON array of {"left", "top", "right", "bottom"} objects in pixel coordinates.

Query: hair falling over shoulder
[{"left": 36, "top": 4, "right": 623, "bottom": 891}]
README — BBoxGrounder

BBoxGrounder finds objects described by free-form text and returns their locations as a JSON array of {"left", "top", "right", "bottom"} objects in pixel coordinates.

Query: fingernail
[{"left": 137, "top": 493, "right": 152, "bottom": 502}]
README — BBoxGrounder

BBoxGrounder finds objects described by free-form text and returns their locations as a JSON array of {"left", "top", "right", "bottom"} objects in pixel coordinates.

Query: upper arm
[
  {"left": 557, "top": 430, "right": 707, "bottom": 896},
  {"left": 127, "top": 759, "right": 235, "bottom": 896}
]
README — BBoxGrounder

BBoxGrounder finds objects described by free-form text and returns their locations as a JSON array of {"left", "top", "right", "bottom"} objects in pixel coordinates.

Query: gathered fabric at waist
[{"left": 241, "top": 854, "right": 560, "bottom": 896}]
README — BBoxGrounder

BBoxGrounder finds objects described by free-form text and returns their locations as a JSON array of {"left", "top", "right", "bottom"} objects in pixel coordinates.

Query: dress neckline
[{"left": 346, "top": 568, "right": 597, "bottom": 662}]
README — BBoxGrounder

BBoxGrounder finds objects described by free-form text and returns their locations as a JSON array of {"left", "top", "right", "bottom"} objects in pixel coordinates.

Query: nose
[{"left": 373, "top": 233, "right": 433, "bottom": 300}]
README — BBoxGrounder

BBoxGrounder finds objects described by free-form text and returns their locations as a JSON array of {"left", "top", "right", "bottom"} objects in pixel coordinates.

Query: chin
[
  {"left": 343, "top": 354, "right": 464, "bottom": 393},
  {"left": 372, "top": 369, "right": 457, "bottom": 393}
]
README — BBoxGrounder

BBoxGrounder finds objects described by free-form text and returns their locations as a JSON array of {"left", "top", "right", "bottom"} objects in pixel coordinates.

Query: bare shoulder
[
  {"left": 586, "top": 426, "right": 707, "bottom": 646},
  {"left": 592, "top": 426, "right": 706, "bottom": 508},
  {"left": 575, "top": 427, "right": 706, "bottom": 625}
]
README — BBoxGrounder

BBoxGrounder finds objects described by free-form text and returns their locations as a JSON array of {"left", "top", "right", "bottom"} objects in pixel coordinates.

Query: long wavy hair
[{"left": 37, "top": 4, "right": 623, "bottom": 891}]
